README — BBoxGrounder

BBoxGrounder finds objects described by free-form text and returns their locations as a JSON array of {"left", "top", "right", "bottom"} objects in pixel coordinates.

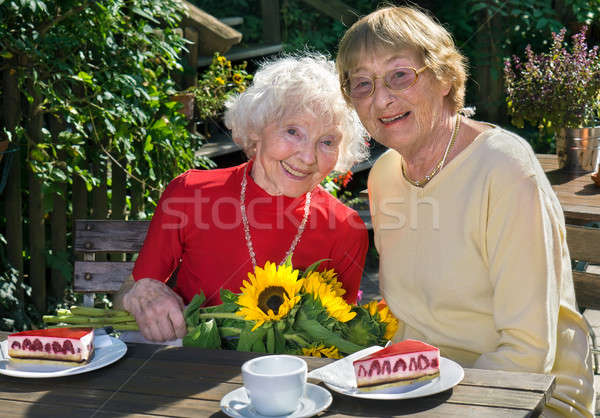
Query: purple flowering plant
[{"left": 504, "top": 27, "right": 600, "bottom": 132}]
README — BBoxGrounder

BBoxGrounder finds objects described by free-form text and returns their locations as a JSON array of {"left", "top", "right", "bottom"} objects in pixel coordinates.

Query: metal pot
[{"left": 556, "top": 126, "right": 600, "bottom": 173}]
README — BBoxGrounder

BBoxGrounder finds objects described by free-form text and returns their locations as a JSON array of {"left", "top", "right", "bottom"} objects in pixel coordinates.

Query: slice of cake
[
  {"left": 7, "top": 327, "right": 94, "bottom": 363},
  {"left": 353, "top": 339, "right": 440, "bottom": 391}
]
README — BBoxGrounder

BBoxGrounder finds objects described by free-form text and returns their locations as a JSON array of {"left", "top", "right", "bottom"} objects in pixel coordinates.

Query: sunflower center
[{"left": 257, "top": 286, "right": 288, "bottom": 314}]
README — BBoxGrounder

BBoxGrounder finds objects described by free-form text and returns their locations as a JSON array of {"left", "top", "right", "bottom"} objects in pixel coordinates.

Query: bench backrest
[
  {"left": 73, "top": 220, "right": 149, "bottom": 298},
  {"left": 566, "top": 224, "right": 600, "bottom": 311}
]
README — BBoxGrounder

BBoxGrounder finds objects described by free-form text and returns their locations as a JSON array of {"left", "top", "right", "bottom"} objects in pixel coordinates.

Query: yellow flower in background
[
  {"left": 237, "top": 262, "right": 304, "bottom": 331},
  {"left": 303, "top": 272, "right": 356, "bottom": 322},
  {"left": 232, "top": 73, "right": 243, "bottom": 84},
  {"left": 364, "top": 300, "right": 399, "bottom": 340},
  {"left": 215, "top": 77, "right": 225, "bottom": 85},
  {"left": 217, "top": 55, "right": 227, "bottom": 66},
  {"left": 319, "top": 268, "right": 346, "bottom": 297},
  {"left": 302, "top": 344, "right": 343, "bottom": 359}
]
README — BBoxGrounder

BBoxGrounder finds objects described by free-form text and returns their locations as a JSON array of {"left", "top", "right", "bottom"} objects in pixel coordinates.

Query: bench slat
[
  {"left": 74, "top": 261, "right": 134, "bottom": 293},
  {"left": 566, "top": 225, "right": 600, "bottom": 264},
  {"left": 74, "top": 220, "right": 149, "bottom": 253},
  {"left": 573, "top": 271, "right": 600, "bottom": 311}
]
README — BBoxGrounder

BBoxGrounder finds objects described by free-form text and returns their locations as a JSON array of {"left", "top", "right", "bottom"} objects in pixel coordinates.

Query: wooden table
[
  {"left": 0, "top": 335, "right": 556, "bottom": 417},
  {"left": 537, "top": 154, "right": 600, "bottom": 223}
]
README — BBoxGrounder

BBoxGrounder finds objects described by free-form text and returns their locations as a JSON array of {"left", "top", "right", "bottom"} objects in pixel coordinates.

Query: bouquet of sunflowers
[{"left": 182, "top": 259, "right": 398, "bottom": 359}]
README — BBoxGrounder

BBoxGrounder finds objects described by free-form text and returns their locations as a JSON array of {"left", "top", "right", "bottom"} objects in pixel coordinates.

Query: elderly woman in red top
[{"left": 119, "top": 54, "right": 369, "bottom": 342}]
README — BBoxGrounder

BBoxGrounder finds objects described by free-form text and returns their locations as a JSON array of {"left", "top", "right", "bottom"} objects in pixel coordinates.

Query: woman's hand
[{"left": 122, "top": 278, "right": 187, "bottom": 342}]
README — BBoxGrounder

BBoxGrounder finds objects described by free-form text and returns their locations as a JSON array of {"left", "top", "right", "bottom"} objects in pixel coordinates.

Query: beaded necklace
[{"left": 240, "top": 164, "right": 311, "bottom": 267}]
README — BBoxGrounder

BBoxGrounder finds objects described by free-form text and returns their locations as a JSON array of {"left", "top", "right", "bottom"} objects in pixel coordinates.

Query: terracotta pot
[{"left": 170, "top": 93, "right": 195, "bottom": 121}]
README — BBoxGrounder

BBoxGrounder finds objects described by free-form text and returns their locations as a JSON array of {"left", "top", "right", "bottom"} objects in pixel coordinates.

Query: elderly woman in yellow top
[{"left": 336, "top": 6, "right": 594, "bottom": 417}]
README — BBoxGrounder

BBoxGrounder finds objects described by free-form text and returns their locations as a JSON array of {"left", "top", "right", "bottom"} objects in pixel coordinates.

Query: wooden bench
[
  {"left": 566, "top": 224, "right": 600, "bottom": 374},
  {"left": 74, "top": 220, "right": 150, "bottom": 307}
]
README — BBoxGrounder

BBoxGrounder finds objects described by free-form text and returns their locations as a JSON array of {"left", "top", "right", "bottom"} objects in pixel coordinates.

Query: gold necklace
[
  {"left": 240, "top": 164, "right": 311, "bottom": 267},
  {"left": 402, "top": 115, "right": 461, "bottom": 187}
]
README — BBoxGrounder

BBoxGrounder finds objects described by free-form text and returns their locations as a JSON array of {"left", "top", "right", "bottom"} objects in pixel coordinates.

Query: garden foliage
[
  {"left": 505, "top": 26, "right": 600, "bottom": 132},
  {"left": 0, "top": 0, "right": 214, "bottom": 329}
]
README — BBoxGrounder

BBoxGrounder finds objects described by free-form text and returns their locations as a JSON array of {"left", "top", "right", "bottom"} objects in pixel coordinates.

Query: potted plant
[
  {"left": 504, "top": 27, "right": 600, "bottom": 174},
  {"left": 191, "top": 52, "right": 252, "bottom": 139}
]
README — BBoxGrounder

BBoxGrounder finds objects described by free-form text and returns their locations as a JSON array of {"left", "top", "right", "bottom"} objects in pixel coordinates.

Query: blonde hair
[
  {"left": 336, "top": 6, "right": 468, "bottom": 112},
  {"left": 224, "top": 53, "right": 368, "bottom": 172}
]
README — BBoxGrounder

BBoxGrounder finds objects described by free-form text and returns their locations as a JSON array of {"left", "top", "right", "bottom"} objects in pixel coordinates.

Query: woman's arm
[
  {"left": 125, "top": 175, "right": 190, "bottom": 341},
  {"left": 475, "top": 174, "right": 563, "bottom": 373}
]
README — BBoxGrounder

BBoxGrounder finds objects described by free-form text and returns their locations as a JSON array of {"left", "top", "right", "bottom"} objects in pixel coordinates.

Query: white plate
[
  {"left": 0, "top": 335, "right": 127, "bottom": 378},
  {"left": 324, "top": 357, "right": 464, "bottom": 400},
  {"left": 221, "top": 383, "right": 332, "bottom": 418}
]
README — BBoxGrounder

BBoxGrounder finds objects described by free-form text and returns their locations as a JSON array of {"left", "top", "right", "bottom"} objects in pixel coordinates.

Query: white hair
[{"left": 224, "top": 53, "right": 368, "bottom": 172}]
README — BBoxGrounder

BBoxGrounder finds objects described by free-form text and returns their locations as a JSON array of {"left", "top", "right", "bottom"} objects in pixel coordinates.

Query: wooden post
[
  {"left": 183, "top": 27, "right": 200, "bottom": 89},
  {"left": 130, "top": 179, "right": 145, "bottom": 220},
  {"left": 27, "top": 87, "right": 46, "bottom": 313},
  {"left": 48, "top": 115, "right": 67, "bottom": 301},
  {"left": 2, "top": 68, "right": 23, "bottom": 301},
  {"left": 91, "top": 164, "right": 108, "bottom": 263},
  {"left": 471, "top": 7, "right": 503, "bottom": 123},
  {"left": 261, "top": 0, "right": 281, "bottom": 44},
  {"left": 110, "top": 160, "right": 126, "bottom": 261}
]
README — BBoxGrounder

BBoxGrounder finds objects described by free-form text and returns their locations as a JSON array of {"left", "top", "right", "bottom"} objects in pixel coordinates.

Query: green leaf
[
  {"left": 132, "top": 6, "right": 160, "bottom": 24},
  {"left": 182, "top": 319, "right": 221, "bottom": 348},
  {"left": 74, "top": 71, "right": 94, "bottom": 85},
  {"left": 220, "top": 289, "right": 238, "bottom": 304},
  {"left": 301, "top": 258, "right": 331, "bottom": 278},
  {"left": 237, "top": 322, "right": 267, "bottom": 352},
  {"left": 183, "top": 293, "right": 205, "bottom": 328},
  {"left": 295, "top": 310, "right": 365, "bottom": 355},
  {"left": 144, "top": 135, "right": 154, "bottom": 152}
]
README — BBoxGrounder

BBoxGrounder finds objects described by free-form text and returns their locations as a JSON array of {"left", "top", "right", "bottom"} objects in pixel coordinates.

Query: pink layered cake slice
[
  {"left": 7, "top": 327, "right": 94, "bottom": 363},
  {"left": 353, "top": 339, "right": 440, "bottom": 391}
]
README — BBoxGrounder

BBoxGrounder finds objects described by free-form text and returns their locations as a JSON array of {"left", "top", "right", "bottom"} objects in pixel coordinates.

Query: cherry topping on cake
[
  {"left": 32, "top": 339, "right": 43, "bottom": 351},
  {"left": 63, "top": 340, "right": 75, "bottom": 354}
]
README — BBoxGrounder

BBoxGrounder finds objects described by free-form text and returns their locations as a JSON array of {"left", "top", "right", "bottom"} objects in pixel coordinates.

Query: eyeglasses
[{"left": 342, "top": 66, "right": 428, "bottom": 99}]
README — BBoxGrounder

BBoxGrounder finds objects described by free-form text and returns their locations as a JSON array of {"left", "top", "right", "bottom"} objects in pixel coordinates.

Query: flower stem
[
  {"left": 198, "top": 312, "right": 240, "bottom": 320},
  {"left": 219, "top": 327, "right": 242, "bottom": 337},
  {"left": 284, "top": 333, "right": 310, "bottom": 347}
]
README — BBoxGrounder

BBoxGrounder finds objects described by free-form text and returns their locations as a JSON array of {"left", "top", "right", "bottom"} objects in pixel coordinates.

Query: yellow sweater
[{"left": 368, "top": 127, "right": 595, "bottom": 417}]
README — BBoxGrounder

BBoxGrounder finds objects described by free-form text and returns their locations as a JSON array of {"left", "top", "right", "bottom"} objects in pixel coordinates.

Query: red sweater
[{"left": 132, "top": 161, "right": 368, "bottom": 306}]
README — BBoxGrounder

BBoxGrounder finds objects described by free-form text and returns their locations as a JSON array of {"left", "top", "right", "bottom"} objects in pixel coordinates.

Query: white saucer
[{"left": 220, "top": 383, "right": 332, "bottom": 418}]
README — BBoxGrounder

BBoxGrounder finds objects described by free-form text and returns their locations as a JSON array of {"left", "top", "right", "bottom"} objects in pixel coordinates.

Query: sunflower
[
  {"left": 319, "top": 268, "right": 346, "bottom": 297},
  {"left": 364, "top": 300, "right": 399, "bottom": 340},
  {"left": 303, "top": 272, "right": 356, "bottom": 322},
  {"left": 302, "top": 344, "right": 343, "bottom": 359},
  {"left": 236, "top": 261, "right": 304, "bottom": 331}
]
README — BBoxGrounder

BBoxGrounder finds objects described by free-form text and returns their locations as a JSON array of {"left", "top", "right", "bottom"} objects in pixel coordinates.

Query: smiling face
[
  {"left": 348, "top": 49, "right": 451, "bottom": 154},
  {"left": 251, "top": 111, "right": 341, "bottom": 197}
]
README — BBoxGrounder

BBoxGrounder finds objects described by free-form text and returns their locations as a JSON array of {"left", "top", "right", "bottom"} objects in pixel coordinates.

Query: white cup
[{"left": 241, "top": 355, "right": 307, "bottom": 416}]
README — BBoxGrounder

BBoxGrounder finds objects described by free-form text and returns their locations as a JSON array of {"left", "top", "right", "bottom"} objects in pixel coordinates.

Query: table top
[
  {"left": 0, "top": 334, "right": 555, "bottom": 417},
  {"left": 537, "top": 154, "right": 600, "bottom": 223}
]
